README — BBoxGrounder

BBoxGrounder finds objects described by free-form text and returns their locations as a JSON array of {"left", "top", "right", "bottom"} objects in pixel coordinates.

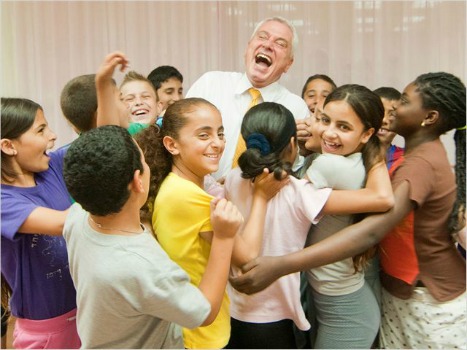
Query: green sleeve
[{"left": 127, "top": 122, "right": 149, "bottom": 135}]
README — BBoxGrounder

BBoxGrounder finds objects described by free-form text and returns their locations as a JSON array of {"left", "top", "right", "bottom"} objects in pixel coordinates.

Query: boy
[
  {"left": 60, "top": 60, "right": 147, "bottom": 135},
  {"left": 373, "top": 86, "right": 404, "bottom": 170},
  {"left": 147, "top": 65, "right": 184, "bottom": 112},
  {"left": 120, "top": 70, "right": 164, "bottom": 125},
  {"left": 63, "top": 125, "right": 242, "bottom": 348}
]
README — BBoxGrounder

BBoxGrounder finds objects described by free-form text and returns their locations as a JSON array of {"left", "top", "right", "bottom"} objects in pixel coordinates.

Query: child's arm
[
  {"left": 231, "top": 169, "right": 289, "bottom": 267},
  {"left": 18, "top": 208, "right": 69, "bottom": 236},
  {"left": 197, "top": 198, "right": 242, "bottom": 326},
  {"left": 96, "top": 51, "right": 129, "bottom": 127},
  {"left": 321, "top": 161, "right": 394, "bottom": 215},
  {"left": 230, "top": 181, "right": 412, "bottom": 294}
]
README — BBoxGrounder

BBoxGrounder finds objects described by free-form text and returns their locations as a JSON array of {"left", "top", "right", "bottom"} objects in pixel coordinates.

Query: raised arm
[
  {"left": 96, "top": 51, "right": 130, "bottom": 128},
  {"left": 230, "top": 181, "right": 412, "bottom": 294},
  {"left": 322, "top": 161, "right": 394, "bottom": 215},
  {"left": 231, "top": 170, "right": 289, "bottom": 267},
  {"left": 198, "top": 198, "right": 242, "bottom": 326}
]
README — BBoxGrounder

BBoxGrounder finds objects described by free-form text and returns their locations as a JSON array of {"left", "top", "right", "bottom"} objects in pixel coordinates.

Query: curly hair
[{"left": 64, "top": 125, "right": 143, "bottom": 216}]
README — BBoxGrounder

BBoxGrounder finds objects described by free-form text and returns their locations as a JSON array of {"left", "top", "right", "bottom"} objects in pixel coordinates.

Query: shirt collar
[{"left": 235, "top": 73, "right": 281, "bottom": 101}]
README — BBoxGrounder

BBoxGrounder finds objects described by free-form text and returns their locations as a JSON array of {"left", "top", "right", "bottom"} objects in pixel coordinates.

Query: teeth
[
  {"left": 205, "top": 155, "right": 218, "bottom": 158},
  {"left": 255, "top": 53, "right": 272, "bottom": 66}
]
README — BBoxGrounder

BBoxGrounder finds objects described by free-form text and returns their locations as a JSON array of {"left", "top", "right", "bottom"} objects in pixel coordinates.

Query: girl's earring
[{"left": 421, "top": 121, "right": 426, "bottom": 127}]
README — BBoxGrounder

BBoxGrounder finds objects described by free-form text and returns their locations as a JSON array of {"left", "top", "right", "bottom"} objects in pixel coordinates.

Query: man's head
[
  {"left": 244, "top": 17, "right": 297, "bottom": 88},
  {"left": 64, "top": 125, "right": 149, "bottom": 216},
  {"left": 147, "top": 66, "right": 184, "bottom": 111},
  {"left": 60, "top": 74, "right": 98, "bottom": 133}
]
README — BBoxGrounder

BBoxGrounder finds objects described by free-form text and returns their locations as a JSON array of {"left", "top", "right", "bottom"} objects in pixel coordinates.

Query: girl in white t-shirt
[{"left": 225, "top": 100, "right": 392, "bottom": 349}]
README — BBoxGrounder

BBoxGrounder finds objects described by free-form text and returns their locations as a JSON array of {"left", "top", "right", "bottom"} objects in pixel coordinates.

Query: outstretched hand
[{"left": 229, "top": 255, "right": 284, "bottom": 294}]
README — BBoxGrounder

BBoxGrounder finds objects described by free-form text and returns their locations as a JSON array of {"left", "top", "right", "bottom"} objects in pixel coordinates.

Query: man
[{"left": 187, "top": 17, "right": 310, "bottom": 179}]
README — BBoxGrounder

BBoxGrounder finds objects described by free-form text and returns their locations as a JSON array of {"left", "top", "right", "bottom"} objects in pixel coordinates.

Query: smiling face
[
  {"left": 377, "top": 97, "right": 399, "bottom": 147},
  {"left": 317, "top": 100, "right": 374, "bottom": 156},
  {"left": 167, "top": 103, "right": 225, "bottom": 184},
  {"left": 157, "top": 78, "right": 183, "bottom": 111},
  {"left": 11, "top": 109, "right": 57, "bottom": 180},
  {"left": 244, "top": 19, "right": 294, "bottom": 88},
  {"left": 303, "top": 79, "right": 335, "bottom": 115},
  {"left": 121, "top": 80, "right": 160, "bottom": 124}
]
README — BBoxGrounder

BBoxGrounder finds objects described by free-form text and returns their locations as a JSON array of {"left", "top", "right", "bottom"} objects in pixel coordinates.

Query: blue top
[{"left": 1, "top": 146, "right": 76, "bottom": 319}]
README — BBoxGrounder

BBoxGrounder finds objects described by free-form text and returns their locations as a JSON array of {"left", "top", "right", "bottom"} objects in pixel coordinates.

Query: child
[
  {"left": 60, "top": 55, "right": 147, "bottom": 136},
  {"left": 120, "top": 70, "right": 163, "bottom": 125},
  {"left": 1, "top": 98, "right": 80, "bottom": 348},
  {"left": 231, "top": 72, "right": 466, "bottom": 349},
  {"left": 304, "top": 84, "right": 384, "bottom": 348},
  {"left": 147, "top": 65, "right": 184, "bottom": 112},
  {"left": 224, "top": 101, "right": 392, "bottom": 349},
  {"left": 373, "top": 86, "right": 404, "bottom": 170},
  {"left": 62, "top": 125, "right": 242, "bottom": 348},
  {"left": 301, "top": 74, "right": 337, "bottom": 115},
  {"left": 135, "top": 98, "right": 286, "bottom": 349}
]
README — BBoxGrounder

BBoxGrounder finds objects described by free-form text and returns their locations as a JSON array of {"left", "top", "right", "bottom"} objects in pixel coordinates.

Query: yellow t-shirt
[{"left": 153, "top": 172, "right": 230, "bottom": 349}]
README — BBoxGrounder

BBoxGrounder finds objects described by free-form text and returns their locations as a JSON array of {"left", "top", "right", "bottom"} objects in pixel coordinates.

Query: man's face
[{"left": 244, "top": 20, "right": 294, "bottom": 88}]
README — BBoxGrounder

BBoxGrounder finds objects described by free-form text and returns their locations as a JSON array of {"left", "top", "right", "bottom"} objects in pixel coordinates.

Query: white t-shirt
[
  {"left": 225, "top": 168, "right": 331, "bottom": 330},
  {"left": 187, "top": 71, "right": 310, "bottom": 179},
  {"left": 63, "top": 203, "right": 211, "bottom": 349},
  {"left": 305, "top": 153, "right": 366, "bottom": 295}
]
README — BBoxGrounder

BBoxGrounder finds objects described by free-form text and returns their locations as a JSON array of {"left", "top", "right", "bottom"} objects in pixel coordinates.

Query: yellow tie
[{"left": 232, "top": 88, "right": 262, "bottom": 168}]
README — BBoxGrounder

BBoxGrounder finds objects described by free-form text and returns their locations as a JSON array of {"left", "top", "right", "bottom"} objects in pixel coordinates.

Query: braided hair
[{"left": 414, "top": 72, "right": 466, "bottom": 233}]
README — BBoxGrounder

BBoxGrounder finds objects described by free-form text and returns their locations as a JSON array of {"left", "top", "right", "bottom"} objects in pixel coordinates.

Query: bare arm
[
  {"left": 322, "top": 161, "right": 394, "bottom": 215},
  {"left": 230, "top": 181, "right": 413, "bottom": 294},
  {"left": 95, "top": 51, "right": 129, "bottom": 128},
  {"left": 18, "top": 207, "right": 69, "bottom": 236},
  {"left": 198, "top": 198, "right": 242, "bottom": 326},
  {"left": 231, "top": 170, "right": 289, "bottom": 267}
]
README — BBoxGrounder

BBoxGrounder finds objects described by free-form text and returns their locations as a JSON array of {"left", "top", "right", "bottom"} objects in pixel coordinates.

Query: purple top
[{"left": 1, "top": 147, "right": 76, "bottom": 320}]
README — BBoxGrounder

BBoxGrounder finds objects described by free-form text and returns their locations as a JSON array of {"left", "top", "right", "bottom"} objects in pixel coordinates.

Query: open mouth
[
  {"left": 322, "top": 140, "right": 340, "bottom": 153},
  {"left": 132, "top": 108, "right": 149, "bottom": 116},
  {"left": 255, "top": 53, "right": 272, "bottom": 67}
]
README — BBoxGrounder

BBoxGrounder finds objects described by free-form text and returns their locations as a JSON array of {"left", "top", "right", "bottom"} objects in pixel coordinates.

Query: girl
[
  {"left": 135, "top": 98, "right": 284, "bottom": 349},
  {"left": 231, "top": 72, "right": 466, "bottom": 349},
  {"left": 224, "top": 101, "right": 392, "bottom": 349},
  {"left": 1, "top": 98, "right": 80, "bottom": 348},
  {"left": 304, "top": 84, "right": 383, "bottom": 348}
]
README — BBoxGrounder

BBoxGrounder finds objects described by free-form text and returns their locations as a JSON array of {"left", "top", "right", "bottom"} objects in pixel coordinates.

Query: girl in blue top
[{"left": 1, "top": 98, "right": 80, "bottom": 348}]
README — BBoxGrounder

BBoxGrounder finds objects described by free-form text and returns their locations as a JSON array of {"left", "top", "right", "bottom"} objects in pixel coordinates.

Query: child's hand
[
  {"left": 96, "top": 51, "right": 130, "bottom": 83},
  {"left": 210, "top": 198, "right": 243, "bottom": 239},
  {"left": 253, "top": 168, "right": 289, "bottom": 201}
]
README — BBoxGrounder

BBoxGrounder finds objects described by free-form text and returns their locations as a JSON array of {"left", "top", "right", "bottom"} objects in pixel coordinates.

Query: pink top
[{"left": 225, "top": 168, "right": 331, "bottom": 330}]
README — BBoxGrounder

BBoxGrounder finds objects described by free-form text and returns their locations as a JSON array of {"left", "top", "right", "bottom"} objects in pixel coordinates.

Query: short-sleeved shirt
[
  {"left": 1, "top": 147, "right": 75, "bottom": 319},
  {"left": 380, "top": 139, "right": 466, "bottom": 301},
  {"left": 153, "top": 172, "right": 230, "bottom": 349},
  {"left": 187, "top": 71, "right": 310, "bottom": 179},
  {"left": 63, "top": 203, "right": 210, "bottom": 348},
  {"left": 225, "top": 168, "right": 331, "bottom": 331},
  {"left": 305, "top": 153, "right": 367, "bottom": 295}
]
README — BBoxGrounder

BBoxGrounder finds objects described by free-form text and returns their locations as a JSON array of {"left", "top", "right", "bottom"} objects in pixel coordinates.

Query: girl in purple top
[{"left": 1, "top": 98, "right": 80, "bottom": 348}]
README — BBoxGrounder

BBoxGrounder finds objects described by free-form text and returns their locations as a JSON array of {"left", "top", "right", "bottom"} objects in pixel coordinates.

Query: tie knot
[{"left": 248, "top": 88, "right": 261, "bottom": 100}]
